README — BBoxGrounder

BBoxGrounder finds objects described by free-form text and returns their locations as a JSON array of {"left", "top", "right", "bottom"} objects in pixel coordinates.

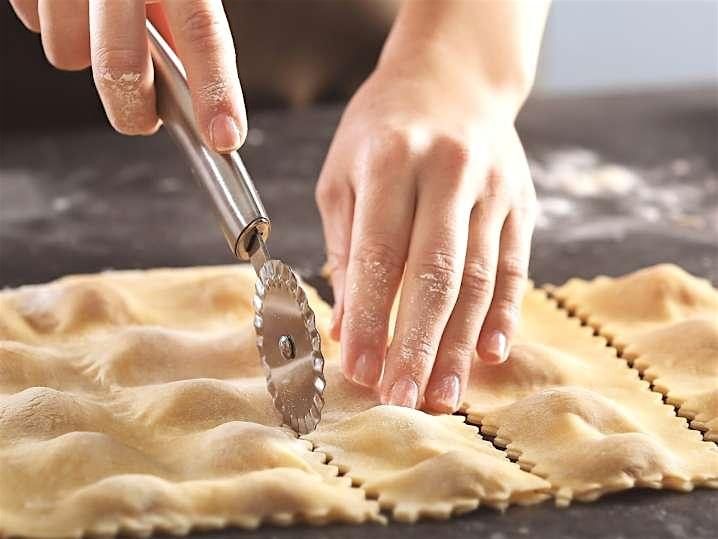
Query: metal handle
[{"left": 146, "top": 21, "right": 270, "bottom": 260}]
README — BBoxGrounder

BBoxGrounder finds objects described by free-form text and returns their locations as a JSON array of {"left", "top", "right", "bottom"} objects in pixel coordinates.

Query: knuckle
[
  {"left": 439, "top": 341, "right": 476, "bottom": 368},
  {"left": 181, "top": 5, "right": 224, "bottom": 51},
  {"left": 369, "top": 128, "right": 412, "bottom": 173},
  {"left": 396, "top": 331, "right": 436, "bottom": 371},
  {"left": 345, "top": 304, "right": 387, "bottom": 341},
  {"left": 356, "top": 235, "right": 405, "bottom": 275},
  {"left": 422, "top": 248, "right": 459, "bottom": 274},
  {"left": 493, "top": 263, "right": 527, "bottom": 319},
  {"left": 415, "top": 250, "right": 462, "bottom": 303},
  {"left": 314, "top": 183, "right": 329, "bottom": 208},
  {"left": 482, "top": 170, "right": 509, "bottom": 202},
  {"left": 433, "top": 134, "right": 471, "bottom": 173},
  {"left": 92, "top": 48, "right": 156, "bottom": 135},
  {"left": 93, "top": 47, "right": 147, "bottom": 81},
  {"left": 499, "top": 255, "right": 528, "bottom": 282},
  {"left": 197, "top": 78, "right": 227, "bottom": 102},
  {"left": 460, "top": 259, "right": 495, "bottom": 303}
]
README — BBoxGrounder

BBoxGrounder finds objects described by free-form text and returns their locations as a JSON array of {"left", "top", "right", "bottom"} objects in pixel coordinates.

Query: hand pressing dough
[
  {"left": 463, "top": 286, "right": 718, "bottom": 506},
  {"left": 551, "top": 264, "right": 718, "bottom": 440},
  {"left": 0, "top": 267, "right": 380, "bottom": 537}
]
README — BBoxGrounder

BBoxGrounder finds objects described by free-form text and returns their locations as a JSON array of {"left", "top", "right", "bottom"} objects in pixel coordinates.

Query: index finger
[{"left": 163, "top": 0, "right": 247, "bottom": 152}]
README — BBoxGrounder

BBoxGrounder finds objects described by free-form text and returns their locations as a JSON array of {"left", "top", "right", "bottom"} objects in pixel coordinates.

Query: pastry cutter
[{"left": 146, "top": 21, "right": 325, "bottom": 434}]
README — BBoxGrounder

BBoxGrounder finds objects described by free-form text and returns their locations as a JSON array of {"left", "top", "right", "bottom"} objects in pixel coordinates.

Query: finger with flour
[
  {"left": 162, "top": 0, "right": 246, "bottom": 153},
  {"left": 89, "top": 0, "right": 159, "bottom": 135}
]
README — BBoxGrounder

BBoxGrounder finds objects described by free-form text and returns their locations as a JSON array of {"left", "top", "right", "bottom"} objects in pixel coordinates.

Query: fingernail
[
  {"left": 351, "top": 354, "right": 379, "bottom": 387},
  {"left": 485, "top": 331, "right": 508, "bottom": 363},
  {"left": 387, "top": 378, "right": 419, "bottom": 408},
  {"left": 209, "top": 113, "right": 241, "bottom": 152},
  {"left": 431, "top": 374, "right": 461, "bottom": 411}
]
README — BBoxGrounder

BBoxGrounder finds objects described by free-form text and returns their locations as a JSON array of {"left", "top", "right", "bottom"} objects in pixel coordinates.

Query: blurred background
[
  {"left": 1, "top": 0, "right": 717, "bottom": 287},
  {"left": 2, "top": 0, "right": 717, "bottom": 127},
  {"left": 536, "top": 0, "right": 718, "bottom": 94}
]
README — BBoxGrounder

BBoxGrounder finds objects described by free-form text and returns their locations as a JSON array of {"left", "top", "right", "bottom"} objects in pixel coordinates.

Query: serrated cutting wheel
[
  {"left": 147, "top": 22, "right": 325, "bottom": 434},
  {"left": 254, "top": 259, "right": 326, "bottom": 434}
]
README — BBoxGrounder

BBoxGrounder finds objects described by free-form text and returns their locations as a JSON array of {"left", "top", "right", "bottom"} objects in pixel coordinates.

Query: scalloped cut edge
[
  {"left": 480, "top": 413, "right": 717, "bottom": 507},
  {"left": 1, "top": 456, "right": 384, "bottom": 538},
  {"left": 481, "top": 409, "right": 718, "bottom": 508},
  {"left": 468, "top": 288, "right": 718, "bottom": 507},
  {"left": 545, "top": 282, "right": 717, "bottom": 441},
  {"left": 306, "top": 431, "right": 551, "bottom": 523},
  {"left": 2, "top": 507, "right": 383, "bottom": 539}
]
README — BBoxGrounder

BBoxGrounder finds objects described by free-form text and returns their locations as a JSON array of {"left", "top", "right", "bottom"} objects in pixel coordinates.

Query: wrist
[
  {"left": 375, "top": 40, "right": 531, "bottom": 122},
  {"left": 376, "top": 0, "right": 548, "bottom": 119}
]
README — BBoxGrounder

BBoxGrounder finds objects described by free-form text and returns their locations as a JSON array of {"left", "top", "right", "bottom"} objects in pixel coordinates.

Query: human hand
[
  {"left": 10, "top": 0, "right": 246, "bottom": 152},
  {"left": 316, "top": 53, "right": 537, "bottom": 413}
]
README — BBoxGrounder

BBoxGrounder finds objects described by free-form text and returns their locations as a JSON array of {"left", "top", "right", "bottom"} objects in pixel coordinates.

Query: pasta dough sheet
[
  {"left": 0, "top": 267, "right": 381, "bottom": 537},
  {"left": 305, "top": 317, "right": 551, "bottom": 521},
  {"left": 462, "top": 285, "right": 718, "bottom": 506},
  {"left": 550, "top": 264, "right": 718, "bottom": 441},
  {"left": 1, "top": 263, "right": 716, "bottom": 537}
]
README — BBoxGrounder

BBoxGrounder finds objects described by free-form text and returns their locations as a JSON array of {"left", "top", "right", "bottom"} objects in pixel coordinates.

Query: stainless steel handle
[{"left": 146, "top": 21, "right": 270, "bottom": 260}]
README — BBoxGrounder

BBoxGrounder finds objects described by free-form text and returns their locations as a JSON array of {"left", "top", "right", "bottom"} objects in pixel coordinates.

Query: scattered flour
[
  {"left": 530, "top": 148, "right": 716, "bottom": 242},
  {"left": 51, "top": 197, "right": 72, "bottom": 213},
  {"left": 246, "top": 128, "right": 266, "bottom": 147},
  {"left": 97, "top": 71, "right": 146, "bottom": 132},
  {"left": 531, "top": 148, "right": 641, "bottom": 197}
]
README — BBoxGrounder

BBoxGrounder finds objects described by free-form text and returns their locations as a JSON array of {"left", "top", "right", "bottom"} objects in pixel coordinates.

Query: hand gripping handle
[{"left": 146, "top": 21, "right": 270, "bottom": 260}]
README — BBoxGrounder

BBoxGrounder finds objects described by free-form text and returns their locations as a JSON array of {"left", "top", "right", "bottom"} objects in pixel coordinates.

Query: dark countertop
[
  {"left": 1, "top": 88, "right": 717, "bottom": 538},
  {"left": 1, "top": 88, "right": 716, "bottom": 287}
]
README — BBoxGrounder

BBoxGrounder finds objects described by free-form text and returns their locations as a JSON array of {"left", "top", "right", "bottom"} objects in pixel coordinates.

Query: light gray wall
[{"left": 535, "top": 0, "right": 718, "bottom": 94}]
